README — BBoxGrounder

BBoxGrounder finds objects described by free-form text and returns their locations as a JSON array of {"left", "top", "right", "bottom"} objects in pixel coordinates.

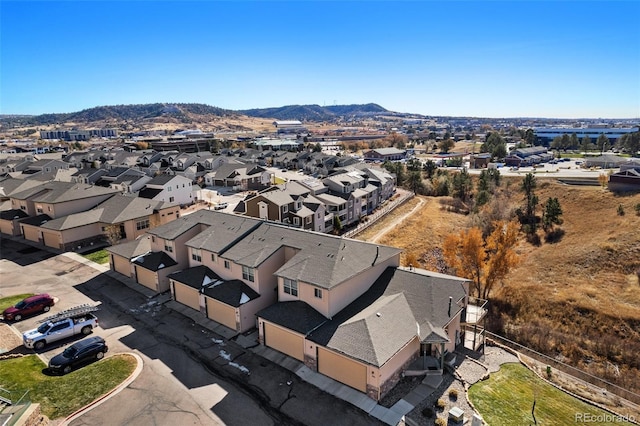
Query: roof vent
[{"left": 376, "top": 312, "right": 381, "bottom": 317}]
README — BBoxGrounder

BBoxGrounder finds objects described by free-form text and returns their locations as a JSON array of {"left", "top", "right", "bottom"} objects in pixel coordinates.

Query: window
[
  {"left": 191, "top": 249, "right": 202, "bottom": 262},
  {"left": 151, "top": 236, "right": 155, "bottom": 243},
  {"left": 242, "top": 266, "right": 255, "bottom": 282},
  {"left": 282, "top": 205, "right": 288, "bottom": 213},
  {"left": 314, "top": 288, "right": 322, "bottom": 299},
  {"left": 37, "top": 207, "right": 43, "bottom": 214},
  {"left": 211, "top": 253, "right": 216, "bottom": 262},
  {"left": 305, "top": 216, "right": 312, "bottom": 224},
  {"left": 224, "top": 260, "right": 230, "bottom": 269},
  {"left": 167, "top": 186, "right": 172, "bottom": 192},
  {"left": 169, "top": 197, "right": 175, "bottom": 202},
  {"left": 283, "top": 278, "right": 298, "bottom": 296},
  {"left": 20, "top": 206, "right": 26, "bottom": 211},
  {"left": 164, "top": 243, "right": 173, "bottom": 253},
  {"left": 136, "top": 219, "right": 150, "bottom": 230},
  {"left": 294, "top": 217, "right": 300, "bottom": 226}
]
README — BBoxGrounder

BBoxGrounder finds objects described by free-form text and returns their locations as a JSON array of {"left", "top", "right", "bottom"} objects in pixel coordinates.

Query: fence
[
  {"left": 343, "top": 190, "right": 415, "bottom": 239},
  {"left": 486, "top": 331, "right": 640, "bottom": 406},
  {"left": 0, "top": 389, "right": 31, "bottom": 426}
]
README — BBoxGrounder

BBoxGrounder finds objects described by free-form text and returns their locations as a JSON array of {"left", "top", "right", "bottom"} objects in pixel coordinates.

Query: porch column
[{"left": 440, "top": 343, "right": 445, "bottom": 370}]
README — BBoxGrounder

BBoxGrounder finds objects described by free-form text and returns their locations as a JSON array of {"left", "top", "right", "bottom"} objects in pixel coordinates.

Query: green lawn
[
  {"left": 0, "top": 354, "right": 136, "bottom": 419},
  {"left": 81, "top": 249, "right": 110, "bottom": 264},
  {"left": 0, "top": 293, "right": 34, "bottom": 312},
  {"left": 469, "top": 363, "right": 634, "bottom": 426}
]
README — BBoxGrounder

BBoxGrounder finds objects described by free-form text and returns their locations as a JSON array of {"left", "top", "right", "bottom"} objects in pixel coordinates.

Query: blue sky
[{"left": 2, "top": 1, "right": 639, "bottom": 118}]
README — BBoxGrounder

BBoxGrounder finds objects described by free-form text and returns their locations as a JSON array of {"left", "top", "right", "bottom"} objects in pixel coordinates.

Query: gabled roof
[
  {"left": 258, "top": 301, "right": 328, "bottom": 335},
  {"left": 41, "top": 195, "right": 174, "bottom": 230},
  {"left": 19, "top": 214, "right": 52, "bottom": 226},
  {"left": 10, "top": 181, "right": 118, "bottom": 203},
  {"left": 0, "top": 177, "right": 42, "bottom": 198},
  {"left": 0, "top": 209, "right": 29, "bottom": 220},
  {"left": 133, "top": 251, "right": 178, "bottom": 271},
  {"left": 106, "top": 236, "right": 152, "bottom": 258},
  {"left": 305, "top": 267, "right": 468, "bottom": 367},
  {"left": 222, "top": 222, "right": 401, "bottom": 289},
  {"left": 148, "top": 210, "right": 261, "bottom": 241},
  {"left": 168, "top": 265, "right": 260, "bottom": 307},
  {"left": 184, "top": 214, "right": 262, "bottom": 253}
]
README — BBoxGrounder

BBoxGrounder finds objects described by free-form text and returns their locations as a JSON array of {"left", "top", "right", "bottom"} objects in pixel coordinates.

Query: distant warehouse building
[
  {"left": 273, "top": 120, "right": 308, "bottom": 134},
  {"left": 534, "top": 127, "right": 638, "bottom": 146},
  {"left": 40, "top": 129, "right": 118, "bottom": 141},
  {"left": 363, "top": 147, "right": 407, "bottom": 162},
  {"left": 505, "top": 147, "right": 553, "bottom": 167}
]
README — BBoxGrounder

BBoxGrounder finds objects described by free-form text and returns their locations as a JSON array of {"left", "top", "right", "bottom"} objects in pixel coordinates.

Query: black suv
[{"left": 48, "top": 336, "right": 108, "bottom": 374}]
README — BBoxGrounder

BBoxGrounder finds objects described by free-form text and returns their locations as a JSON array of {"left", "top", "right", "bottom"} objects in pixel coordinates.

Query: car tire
[
  {"left": 96, "top": 351, "right": 105, "bottom": 360},
  {"left": 14, "top": 314, "right": 22, "bottom": 321},
  {"left": 81, "top": 326, "right": 92, "bottom": 335},
  {"left": 63, "top": 365, "right": 72, "bottom": 375},
  {"left": 34, "top": 340, "right": 45, "bottom": 350},
  {"left": 43, "top": 306, "right": 51, "bottom": 312}
]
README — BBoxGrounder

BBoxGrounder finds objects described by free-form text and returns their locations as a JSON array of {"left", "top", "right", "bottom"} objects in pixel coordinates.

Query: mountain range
[{"left": 0, "top": 103, "right": 393, "bottom": 128}]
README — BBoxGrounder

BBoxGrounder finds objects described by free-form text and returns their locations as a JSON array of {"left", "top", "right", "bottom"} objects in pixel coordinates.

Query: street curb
[{"left": 60, "top": 352, "right": 143, "bottom": 425}]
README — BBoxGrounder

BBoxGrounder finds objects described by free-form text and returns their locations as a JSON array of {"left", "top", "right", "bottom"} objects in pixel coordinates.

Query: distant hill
[
  {"left": 1, "top": 103, "right": 236, "bottom": 128},
  {"left": 239, "top": 103, "right": 388, "bottom": 121}
]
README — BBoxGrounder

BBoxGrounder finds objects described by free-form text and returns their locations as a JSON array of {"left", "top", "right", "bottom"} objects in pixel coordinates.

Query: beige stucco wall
[
  {"left": 379, "top": 336, "right": 420, "bottom": 385},
  {"left": 318, "top": 346, "right": 367, "bottom": 393},
  {"left": 326, "top": 256, "right": 399, "bottom": 318},
  {"left": 253, "top": 247, "right": 285, "bottom": 301},
  {"left": 152, "top": 224, "right": 204, "bottom": 265},
  {"left": 174, "top": 282, "right": 201, "bottom": 311},
  {"left": 444, "top": 311, "right": 463, "bottom": 354},
  {"left": 206, "top": 297, "right": 237, "bottom": 330},
  {"left": 58, "top": 224, "right": 101, "bottom": 244},
  {"left": 263, "top": 321, "right": 304, "bottom": 361},
  {"left": 298, "top": 282, "right": 329, "bottom": 316},
  {"left": 236, "top": 299, "right": 262, "bottom": 333}
]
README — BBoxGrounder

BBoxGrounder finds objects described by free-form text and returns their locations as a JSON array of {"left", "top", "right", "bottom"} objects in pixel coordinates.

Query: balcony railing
[{"left": 464, "top": 296, "right": 488, "bottom": 324}]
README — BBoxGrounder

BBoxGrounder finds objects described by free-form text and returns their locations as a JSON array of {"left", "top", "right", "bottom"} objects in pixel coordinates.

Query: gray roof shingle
[{"left": 221, "top": 222, "right": 401, "bottom": 289}]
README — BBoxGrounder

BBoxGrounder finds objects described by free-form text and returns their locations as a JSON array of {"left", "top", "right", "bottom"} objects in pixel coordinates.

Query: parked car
[
  {"left": 48, "top": 336, "right": 108, "bottom": 374},
  {"left": 23, "top": 305, "right": 99, "bottom": 350},
  {"left": 2, "top": 294, "right": 55, "bottom": 322},
  {"left": 214, "top": 202, "right": 228, "bottom": 210}
]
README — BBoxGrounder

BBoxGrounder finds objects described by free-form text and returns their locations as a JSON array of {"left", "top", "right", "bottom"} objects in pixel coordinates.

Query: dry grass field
[{"left": 356, "top": 178, "right": 640, "bottom": 395}]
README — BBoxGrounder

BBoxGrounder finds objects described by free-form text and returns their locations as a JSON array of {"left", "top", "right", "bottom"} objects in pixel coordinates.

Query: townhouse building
[{"left": 106, "top": 211, "right": 481, "bottom": 401}]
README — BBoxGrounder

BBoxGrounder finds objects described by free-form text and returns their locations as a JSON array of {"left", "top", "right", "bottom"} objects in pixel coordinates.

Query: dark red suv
[{"left": 2, "top": 294, "right": 55, "bottom": 321}]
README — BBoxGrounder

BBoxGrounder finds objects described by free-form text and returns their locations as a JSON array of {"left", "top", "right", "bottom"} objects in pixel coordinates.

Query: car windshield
[
  {"left": 15, "top": 301, "right": 26, "bottom": 309},
  {"left": 36, "top": 323, "right": 51, "bottom": 334},
  {"left": 63, "top": 346, "right": 78, "bottom": 358}
]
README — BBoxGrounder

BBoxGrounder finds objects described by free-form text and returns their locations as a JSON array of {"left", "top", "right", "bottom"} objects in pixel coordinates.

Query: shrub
[
  {"left": 634, "top": 203, "right": 640, "bottom": 216},
  {"left": 436, "top": 398, "right": 446, "bottom": 409},
  {"left": 617, "top": 204, "right": 625, "bottom": 216},
  {"left": 435, "top": 418, "right": 447, "bottom": 426},
  {"left": 449, "top": 389, "right": 458, "bottom": 400},
  {"left": 422, "top": 407, "right": 434, "bottom": 418}
]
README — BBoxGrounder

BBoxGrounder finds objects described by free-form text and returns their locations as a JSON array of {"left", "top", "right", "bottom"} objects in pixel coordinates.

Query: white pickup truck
[{"left": 23, "top": 305, "right": 99, "bottom": 350}]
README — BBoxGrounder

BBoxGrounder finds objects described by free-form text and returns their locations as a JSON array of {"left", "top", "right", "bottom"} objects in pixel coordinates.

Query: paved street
[{"left": 0, "top": 237, "right": 380, "bottom": 426}]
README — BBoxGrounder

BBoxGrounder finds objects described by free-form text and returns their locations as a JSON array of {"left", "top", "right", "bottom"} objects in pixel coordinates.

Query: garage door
[
  {"left": 42, "top": 232, "right": 60, "bottom": 249},
  {"left": 174, "top": 282, "right": 200, "bottom": 311},
  {"left": 206, "top": 297, "right": 236, "bottom": 330},
  {"left": 112, "top": 255, "right": 132, "bottom": 277},
  {"left": 318, "top": 347, "right": 367, "bottom": 392},
  {"left": 136, "top": 266, "right": 158, "bottom": 291},
  {"left": 22, "top": 226, "right": 40, "bottom": 243},
  {"left": 264, "top": 322, "right": 304, "bottom": 361}
]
